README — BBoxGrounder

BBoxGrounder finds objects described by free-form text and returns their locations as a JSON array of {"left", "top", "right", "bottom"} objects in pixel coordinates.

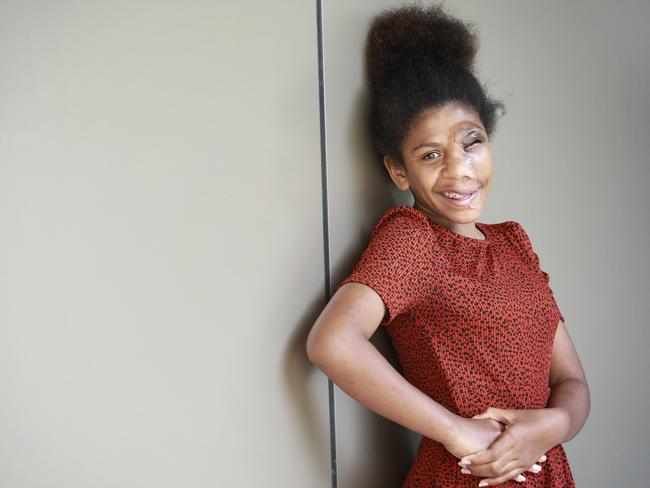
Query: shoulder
[
  {"left": 492, "top": 219, "right": 524, "bottom": 232},
  {"left": 488, "top": 219, "right": 530, "bottom": 243},
  {"left": 495, "top": 220, "right": 541, "bottom": 268},
  {"left": 364, "top": 206, "right": 429, "bottom": 259},
  {"left": 372, "top": 205, "right": 430, "bottom": 238},
  {"left": 502, "top": 219, "right": 533, "bottom": 246},
  {"left": 480, "top": 220, "right": 534, "bottom": 258}
]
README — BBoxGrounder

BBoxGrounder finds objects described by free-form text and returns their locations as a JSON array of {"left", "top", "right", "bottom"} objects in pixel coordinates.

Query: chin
[{"left": 443, "top": 206, "right": 483, "bottom": 220}]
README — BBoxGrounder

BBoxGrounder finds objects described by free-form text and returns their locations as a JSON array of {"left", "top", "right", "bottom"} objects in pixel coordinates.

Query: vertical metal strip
[{"left": 315, "top": 1, "right": 337, "bottom": 487}]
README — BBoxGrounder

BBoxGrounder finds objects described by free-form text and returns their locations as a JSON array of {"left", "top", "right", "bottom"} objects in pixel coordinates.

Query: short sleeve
[
  {"left": 509, "top": 220, "right": 565, "bottom": 324},
  {"left": 334, "top": 208, "right": 424, "bottom": 328}
]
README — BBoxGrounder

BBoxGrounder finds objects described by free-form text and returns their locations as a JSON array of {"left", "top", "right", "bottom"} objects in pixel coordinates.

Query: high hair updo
[{"left": 365, "top": 2, "right": 506, "bottom": 168}]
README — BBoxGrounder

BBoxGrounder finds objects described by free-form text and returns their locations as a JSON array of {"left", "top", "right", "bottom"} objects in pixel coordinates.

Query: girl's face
[{"left": 384, "top": 102, "right": 494, "bottom": 231}]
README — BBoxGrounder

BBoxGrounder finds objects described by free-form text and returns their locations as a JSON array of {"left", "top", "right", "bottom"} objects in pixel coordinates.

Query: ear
[{"left": 383, "top": 155, "right": 410, "bottom": 191}]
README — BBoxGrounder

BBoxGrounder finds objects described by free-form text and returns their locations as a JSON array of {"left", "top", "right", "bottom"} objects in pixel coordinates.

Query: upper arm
[
  {"left": 548, "top": 320, "right": 588, "bottom": 388},
  {"left": 333, "top": 209, "right": 424, "bottom": 329},
  {"left": 306, "top": 281, "right": 387, "bottom": 361},
  {"left": 306, "top": 208, "right": 423, "bottom": 359}
]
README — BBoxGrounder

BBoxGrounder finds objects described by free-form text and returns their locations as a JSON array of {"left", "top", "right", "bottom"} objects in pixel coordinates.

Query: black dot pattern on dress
[{"left": 335, "top": 205, "right": 575, "bottom": 487}]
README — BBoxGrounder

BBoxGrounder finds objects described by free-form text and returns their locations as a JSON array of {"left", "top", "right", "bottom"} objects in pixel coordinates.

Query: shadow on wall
[
  {"left": 339, "top": 87, "right": 420, "bottom": 488},
  {"left": 345, "top": 89, "right": 414, "bottom": 219},
  {"left": 338, "top": 88, "right": 421, "bottom": 487},
  {"left": 282, "top": 83, "right": 419, "bottom": 486}
]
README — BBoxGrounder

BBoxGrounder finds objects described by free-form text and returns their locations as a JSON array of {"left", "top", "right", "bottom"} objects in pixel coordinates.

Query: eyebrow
[{"left": 411, "top": 124, "right": 485, "bottom": 152}]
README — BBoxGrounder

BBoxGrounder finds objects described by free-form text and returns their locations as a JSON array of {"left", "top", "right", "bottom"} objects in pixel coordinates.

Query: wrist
[
  {"left": 438, "top": 411, "right": 464, "bottom": 448},
  {"left": 543, "top": 407, "right": 570, "bottom": 446}
]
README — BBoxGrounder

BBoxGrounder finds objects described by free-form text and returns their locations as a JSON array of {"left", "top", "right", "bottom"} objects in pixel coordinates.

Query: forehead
[{"left": 408, "top": 103, "right": 484, "bottom": 138}]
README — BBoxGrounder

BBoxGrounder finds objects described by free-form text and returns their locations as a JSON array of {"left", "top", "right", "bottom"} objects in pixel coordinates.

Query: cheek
[
  {"left": 479, "top": 157, "right": 494, "bottom": 174},
  {"left": 473, "top": 150, "right": 493, "bottom": 173},
  {"left": 413, "top": 165, "right": 440, "bottom": 184}
]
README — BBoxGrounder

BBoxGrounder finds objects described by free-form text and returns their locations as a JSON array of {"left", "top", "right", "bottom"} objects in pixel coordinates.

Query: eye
[
  {"left": 423, "top": 151, "right": 440, "bottom": 160},
  {"left": 465, "top": 137, "right": 484, "bottom": 149}
]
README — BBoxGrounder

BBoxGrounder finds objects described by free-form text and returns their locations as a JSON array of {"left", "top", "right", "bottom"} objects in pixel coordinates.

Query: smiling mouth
[
  {"left": 440, "top": 190, "right": 476, "bottom": 200},
  {"left": 437, "top": 189, "right": 480, "bottom": 206}
]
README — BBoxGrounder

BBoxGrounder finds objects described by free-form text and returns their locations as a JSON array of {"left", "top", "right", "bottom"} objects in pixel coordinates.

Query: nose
[{"left": 443, "top": 150, "right": 476, "bottom": 180}]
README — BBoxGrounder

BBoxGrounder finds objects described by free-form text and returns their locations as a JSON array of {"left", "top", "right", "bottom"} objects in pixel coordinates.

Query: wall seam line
[{"left": 316, "top": 1, "right": 337, "bottom": 487}]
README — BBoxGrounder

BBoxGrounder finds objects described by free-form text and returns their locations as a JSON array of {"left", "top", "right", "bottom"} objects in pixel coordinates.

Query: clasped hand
[{"left": 444, "top": 407, "right": 556, "bottom": 486}]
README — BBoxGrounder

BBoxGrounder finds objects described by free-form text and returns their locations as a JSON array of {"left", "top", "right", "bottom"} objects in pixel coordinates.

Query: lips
[
  {"left": 438, "top": 188, "right": 480, "bottom": 206},
  {"left": 440, "top": 191, "right": 476, "bottom": 199},
  {"left": 438, "top": 188, "right": 480, "bottom": 194}
]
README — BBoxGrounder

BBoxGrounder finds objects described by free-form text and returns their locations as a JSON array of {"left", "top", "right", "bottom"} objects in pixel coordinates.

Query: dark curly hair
[{"left": 366, "top": 2, "right": 505, "bottom": 168}]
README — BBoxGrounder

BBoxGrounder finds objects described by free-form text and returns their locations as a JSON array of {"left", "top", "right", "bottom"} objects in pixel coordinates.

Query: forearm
[
  {"left": 545, "top": 377, "right": 591, "bottom": 444},
  {"left": 309, "top": 331, "right": 459, "bottom": 446}
]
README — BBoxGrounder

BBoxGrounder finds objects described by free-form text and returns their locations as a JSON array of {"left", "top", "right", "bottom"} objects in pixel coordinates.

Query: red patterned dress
[{"left": 335, "top": 205, "right": 575, "bottom": 487}]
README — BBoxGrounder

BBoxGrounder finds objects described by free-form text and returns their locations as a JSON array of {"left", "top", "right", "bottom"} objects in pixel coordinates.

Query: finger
[
  {"left": 463, "top": 455, "right": 519, "bottom": 479},
  {"left": 478, "top": 467, "right": 527, "bottom": 486},
  {"left": 472, "top": 407, "right": 511, "bottom": 425},
  {"left": 459, "top": 448, "right": 495, "bottom": 467},
  {"left": 459, "top": 430, "right": 515, "bottom": 466},
  {"left": 527, "top": 463, "right": 542, "bottom": 474}
]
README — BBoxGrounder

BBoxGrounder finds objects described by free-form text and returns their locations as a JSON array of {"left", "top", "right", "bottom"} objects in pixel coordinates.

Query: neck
[{"left": 412, "top": 202, "right": 485, "bottom": 240}]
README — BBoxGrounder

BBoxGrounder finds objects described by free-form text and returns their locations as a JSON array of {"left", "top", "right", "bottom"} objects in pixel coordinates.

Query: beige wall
[
  {"left": 326, "top": 1, "right": 649, "bottom": 487},
  {"left": 0, "top": 1, "right": 330, "bottom": 486},
  {"left": 1, "top": 1, "right": 648, "bottom": 487}
]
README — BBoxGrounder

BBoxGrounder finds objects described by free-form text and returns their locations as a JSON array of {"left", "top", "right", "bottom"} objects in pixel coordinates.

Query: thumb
[{"left": 472, "top": 407, "right": 512, "bottom": 425}]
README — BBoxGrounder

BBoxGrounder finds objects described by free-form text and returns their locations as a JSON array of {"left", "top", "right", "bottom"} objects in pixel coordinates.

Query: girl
[{"left": 306, "top": 3, "right": 589, "bottom": 487}]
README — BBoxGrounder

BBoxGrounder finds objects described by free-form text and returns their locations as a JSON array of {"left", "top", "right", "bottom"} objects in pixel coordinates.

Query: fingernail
[
  {"left": 516, "top": 474, "right": 526, "bottom": 482},
  {"left": 478, "top": 481, "right": 489, "bottom": 487},
  {"left": 531, "top": 464, "right": 541, "bottom": 473},
  {"left": 460, "top": 458, "right": 472, "bottom": 465},
  {"left": 540, "top": 454, "right": 547, "bottom": 462},
  {"left": 461, "top": 468, "right": 471, "bottom": 475}
]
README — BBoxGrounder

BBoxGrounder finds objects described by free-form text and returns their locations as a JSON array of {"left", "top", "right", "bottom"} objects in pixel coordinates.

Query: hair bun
[{"left": 366, "top": 3, "right": 479, "bottom": 94}]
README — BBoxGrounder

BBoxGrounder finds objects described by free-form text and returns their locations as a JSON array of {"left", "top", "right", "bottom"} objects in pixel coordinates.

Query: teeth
[{"left": 442, "top": 191, "right": 474, "bottom": 199}]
